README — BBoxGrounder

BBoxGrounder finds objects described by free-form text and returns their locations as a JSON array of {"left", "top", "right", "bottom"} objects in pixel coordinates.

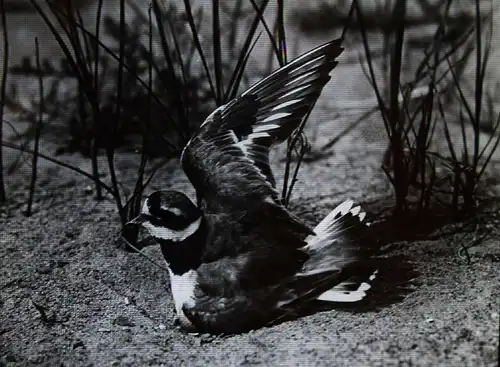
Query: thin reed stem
[
  {"left": 91, "top": 0, "right": 104, "bottom": 200},
  {"left": 0, "top": 0, "right": 8, "bottom": 204},
  {"left": 25, "top": 38, "right": 44, "bottom": 216}
]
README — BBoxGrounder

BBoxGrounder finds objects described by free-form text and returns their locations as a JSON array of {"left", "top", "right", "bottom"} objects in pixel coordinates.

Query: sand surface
[{"left": 1, "top": 1, "right": 500, "bottom": 365}]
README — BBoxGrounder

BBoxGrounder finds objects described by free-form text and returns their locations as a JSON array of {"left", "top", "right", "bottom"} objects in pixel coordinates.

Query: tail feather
[
  {"left": 300, "top": 199, "right": 373, "bottom": 277},
  {"left": 272, "top": 201, "right": 418, "bottom": 325},
  {"left": 315, "top": 257, "right": 419, "bottom": 310},
  {"left": 304, "top": 200, "right": 369, "bottom": 252},
  {"left": 296, "top": 200, "right": 416, "bottom": 307},
  {"left": 316, "top": 269, "right": 378, "bottom": 303}
]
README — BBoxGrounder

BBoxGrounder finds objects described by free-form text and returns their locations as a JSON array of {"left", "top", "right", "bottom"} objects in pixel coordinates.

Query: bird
[{"left": 128, "top": 39, "right": 413, "bottom": 335}]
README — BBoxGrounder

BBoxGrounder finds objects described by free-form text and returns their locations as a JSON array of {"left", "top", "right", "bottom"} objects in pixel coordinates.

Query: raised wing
[{"left": 181, "top": 39, "right": 344, "bottom": 203}]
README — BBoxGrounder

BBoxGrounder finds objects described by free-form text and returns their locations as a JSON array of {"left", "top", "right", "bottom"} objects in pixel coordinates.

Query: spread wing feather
[{"left": 181, "top": 39, "right": 344, "bottom": 204}]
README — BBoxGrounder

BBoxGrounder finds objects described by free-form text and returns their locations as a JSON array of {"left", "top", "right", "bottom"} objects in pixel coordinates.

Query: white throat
[{"left": 143, "top": 217, "right": 202, "bottom": 242}]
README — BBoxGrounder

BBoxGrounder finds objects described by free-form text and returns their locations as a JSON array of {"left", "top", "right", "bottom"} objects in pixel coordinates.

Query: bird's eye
[{"left": 144, "top": 214, "right": 164, "bottom": 226}]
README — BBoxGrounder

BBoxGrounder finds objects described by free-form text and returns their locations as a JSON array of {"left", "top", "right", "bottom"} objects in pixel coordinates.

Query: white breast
[{"left": 168, "top": 268, "right": 198, "bottom": 327}]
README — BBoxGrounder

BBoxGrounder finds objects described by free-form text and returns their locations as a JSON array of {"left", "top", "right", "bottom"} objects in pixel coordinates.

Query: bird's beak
[{"left": 127, "top": 213, "right": 147, "bottom": 226}]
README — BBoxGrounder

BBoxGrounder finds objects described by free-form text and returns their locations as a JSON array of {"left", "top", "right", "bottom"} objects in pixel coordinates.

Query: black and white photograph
[{"left": 0, "top": 0, "right": 499, "bottom": 365}]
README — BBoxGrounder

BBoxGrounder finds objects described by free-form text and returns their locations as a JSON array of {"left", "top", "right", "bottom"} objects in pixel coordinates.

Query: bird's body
[
  {"left": 129, "top": 39, "right": 415, "bottom": 335},
  {"left": 177, "top": 200, "right": 379, "bottom": 334}
]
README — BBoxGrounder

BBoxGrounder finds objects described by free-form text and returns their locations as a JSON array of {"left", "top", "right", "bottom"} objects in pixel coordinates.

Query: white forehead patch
[
  {"left": 160, "top": 205, "right": 183, "bottom": 216},
  {"left": 143, "top": 199, "right": 184, "bottom": 217},
  {"left": 143, "top": 217, "right": 202, "bottom": 242}
]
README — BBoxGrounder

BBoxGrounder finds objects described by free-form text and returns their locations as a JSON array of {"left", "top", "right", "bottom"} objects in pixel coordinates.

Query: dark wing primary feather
[
  {"left": 181, "top": 39, "right": 344, "bottom": 204},
  {"left": 181, "top": 96, "right": 279, "bottom": 204}
]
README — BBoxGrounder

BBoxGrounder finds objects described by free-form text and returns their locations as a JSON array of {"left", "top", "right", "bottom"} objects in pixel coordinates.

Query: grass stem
[
  {"left": 25, "top": 38, "right": 44, "bottom": 217},
  {"left": 0, "top": 0, "right": 8, "bottom": 204}
]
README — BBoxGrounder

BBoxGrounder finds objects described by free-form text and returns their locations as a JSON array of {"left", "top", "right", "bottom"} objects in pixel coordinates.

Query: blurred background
[{"left": 0, "top": 0, "right": 499, "bottom": 223}]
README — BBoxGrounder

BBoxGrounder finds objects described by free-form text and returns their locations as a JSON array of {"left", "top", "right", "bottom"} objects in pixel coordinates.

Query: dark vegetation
[
  {"left": 354, "top": 0, "right": 499, "bottom": 219},
  {"left": 0, "top": 0, "right": 499, "bottom": 252},
  {"left": 295, "top": 0, "right": 500, "bottom": 220},
  {"left": 0, "top": 0, "right": 305, "bottom": 250}
]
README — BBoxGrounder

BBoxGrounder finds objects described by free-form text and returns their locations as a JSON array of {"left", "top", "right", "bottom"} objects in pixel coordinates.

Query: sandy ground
[
  {"left": 1, "top": 120, "right": 499, "bottom": 366},
  {"left": 1, "top": 1, "right": 500, "bottom": 366}
]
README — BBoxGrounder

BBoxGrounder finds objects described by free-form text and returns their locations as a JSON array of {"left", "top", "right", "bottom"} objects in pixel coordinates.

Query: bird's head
[{"left": 127, "top": 190, "right": 202, "bottom": 243}]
